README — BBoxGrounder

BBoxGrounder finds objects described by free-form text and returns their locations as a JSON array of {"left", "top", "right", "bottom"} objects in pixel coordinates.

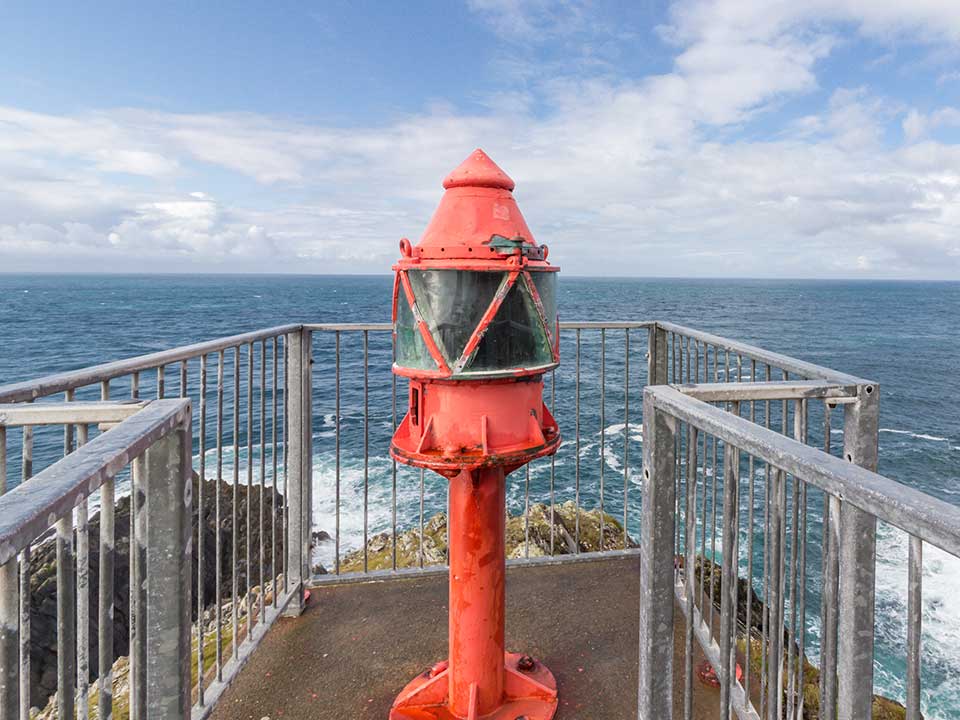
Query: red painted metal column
[
  {"left": 389, "top": 149, "right": 561, "bottom": 720},
  {"left": 448, "top": 467, "right": 506, "bottom": 717}
]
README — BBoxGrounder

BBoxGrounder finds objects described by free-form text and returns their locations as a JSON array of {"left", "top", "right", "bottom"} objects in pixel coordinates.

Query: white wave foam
[
  {"left": 602, "top": 422, "right": 643, "bottom": 438},
  {"left": 879, "top": 428, "right": 949, "bottom": 443},
  {"left": 873, "top": 525, "right": 960, "bottom": 719},
  {"left": 310, "top": 452, "right": 447, "bottom": 570}
]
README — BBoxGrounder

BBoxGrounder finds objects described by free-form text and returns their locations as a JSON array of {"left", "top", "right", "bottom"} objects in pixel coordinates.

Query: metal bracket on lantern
[{"left": 486, "top": 234, "right": 547, "bottom": 260}]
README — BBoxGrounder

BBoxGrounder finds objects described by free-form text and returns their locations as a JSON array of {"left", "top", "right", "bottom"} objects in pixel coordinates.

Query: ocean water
[{"left": 1, "top": 274, "right": 958, "bottom": 716}]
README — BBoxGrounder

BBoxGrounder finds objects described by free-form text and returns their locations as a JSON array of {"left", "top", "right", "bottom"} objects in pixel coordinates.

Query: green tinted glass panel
[
  {"left": 407, "top": 270, "right": 504, "bottom": 364},
  {"left": 531, "top": 271, "right": 557, "bottom": 338},
  {"left": 465, "top": 278, "right": 553, "bottom": 372},
  {"left": 395, "top": 285, "right": 435, "bottom": 370}
]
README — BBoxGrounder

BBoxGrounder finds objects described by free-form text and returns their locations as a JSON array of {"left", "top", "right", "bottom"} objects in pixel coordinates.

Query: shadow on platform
[{"left": 208, "top": 555, "right": 721, "bottom": 720}]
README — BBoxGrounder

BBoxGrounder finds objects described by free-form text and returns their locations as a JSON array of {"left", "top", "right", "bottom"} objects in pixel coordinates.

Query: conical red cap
[
  {"left": 442, "top": 148, "right": 515, "bottom": 191},
  {"left": 412, "top": 149, "right": 536, "bottom": 260}
]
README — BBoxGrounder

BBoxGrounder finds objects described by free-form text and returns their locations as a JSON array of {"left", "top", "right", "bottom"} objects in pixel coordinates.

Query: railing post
[
  {"left": 638, "top": 388, "right": 676, "bottom": 720},
  {"left": 0, "top": 558, "right": 16, "bottom": 720},
  {"left": 0, "top": 427, "right": 17, "bottom": 720},
  {"left": 284, "top": 328, "right": 312, "bottom": 616},
  {"left": 648, "top": 324, "right": 669, "bottom": 386},
  {"left": 144, "top": 423, "right": 193, "bottom": 720},
  {"left": 837, "top": 382, "right": 879, "bottom": 720}
]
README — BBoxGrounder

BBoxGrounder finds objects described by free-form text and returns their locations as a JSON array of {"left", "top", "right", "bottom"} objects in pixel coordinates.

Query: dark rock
[{"left": 25, "top": 473, "right": 284, "bottom": 710}]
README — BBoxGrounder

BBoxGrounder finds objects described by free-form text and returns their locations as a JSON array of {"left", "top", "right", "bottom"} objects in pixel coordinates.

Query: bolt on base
[{"left": 390, "top": 652, "right": 558, "bottom": 720}]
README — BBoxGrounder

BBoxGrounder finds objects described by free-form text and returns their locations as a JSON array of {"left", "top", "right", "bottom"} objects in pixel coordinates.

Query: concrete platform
[{"left": 208, "top": 555, "right": 722, "bottom": 720}]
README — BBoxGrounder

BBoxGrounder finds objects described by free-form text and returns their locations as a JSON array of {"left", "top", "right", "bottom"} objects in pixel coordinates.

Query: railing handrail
[
  {"left": 0, "top": 324, "right": 302, "bottom": 403},
  {"left": 0, "top": 398, "right": 191, "bottom": 565},
  {"left": 304, "top": 320, "right": 659, "bottom": 331},
  {"left": 646, "top": 384, "right": 960, "bottom": 557},
  {"left": 675, "top": 379, "right": 858, "bottom": 401},
  {"left": 656, "top": 320, "right": 871, "bottom": 386}
]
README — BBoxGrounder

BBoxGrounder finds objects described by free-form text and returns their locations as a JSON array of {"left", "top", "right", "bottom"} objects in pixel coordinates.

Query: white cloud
[
  {"left": 903, "top": 106, "right": 960, "bottom": 142},
  {"left": 1, "top": 1, "right": 960, "bottom": 276}
]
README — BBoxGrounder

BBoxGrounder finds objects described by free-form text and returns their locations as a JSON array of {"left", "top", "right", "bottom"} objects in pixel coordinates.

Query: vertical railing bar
[
  {"left": 57, "top": 393, "right": 77, "bottom": 720},
  {"left": 786, "top": 401, "right": 803, "bottom": 720},
  {"left": 419, "top": 469, "right": 425, "bottom": 569},
  {"left": 0, "top": 423, "right": 18, "bottom": 719},
  {"left": 699, "top": 425, "right": 708, "bottom": 628},
  {"left": 550, "top": 369, "right": 556, "bottom": 556},
  {"left": 795, "top": 483, "right": 808, "bottom": 720},
  {"left": 392, "top": 334, "right": 399, "bottom": 572},
  {"left": 300, "top": 331, "right": 312, "bottom": 593},
  {"left": 767, "top": 467, "right": 786, "bottom": 720},
  {"left": 64, "top": 389, "right": 75, "bottom": 459},
  {"left": 282, "top": 329, "right": 306, "bottom": 616},
  {"left": 674, "top": 400, "right": 681, "bottom": 583},
  {"left": 282, "top": 336, "right": 289, "bottom": 592},
  {"left": 129, "top": 395, "right": 147, "bottom": 719},
  {"left": 18, "top": 420, "right": 33, "bottom": 720},
  {"left": 599, "top": 327, "right": 606, "bottom": 552},
  {"left": 271, "top": 337, "right": 279, "bottom": 609},
  {"left": 761, "top": 364, "right": 772, "bottom": 718},
  {"left": 796, "top": 401, "right": 809, "bottom": 720},
  {"left": 575, "top": 329, "right": 581, "bottom": 552},
  {"left": 335, "top": 332, "right": 341, "bottom": 576},
  {"left": 837, "top": 381, "right": 879, "bottom": 720},
  {"left": 259, "top": 341, "right": 267, "bottom": 624},
  {"left": 623, "top": 329, "right": 630, "bottom": 548},
  {"left": 215, "top": 350, "right": 224, "bottom": 680},
  {"left": 685, "top": 335, "right": 691, "bottom": 383},
  {"left": 197, "top": 354, "right": 207, "bottom": 706},
  {"left": 638, "top": 388, "right": 676, "bottom": 720},
  {"left": 719, "top": 430, "right": 739, "bottom": 720},
  {"left": 56, "top": 512, "right": 76, "bottom": 720},
  {"left": 16, "top": 540, "right": 28, "bottom": 720},
  {"left": 157, "top": 365, "right": 165, "bottom": 399},
  {"left": 709, "top": 348, "right": 718, "bottom": 629},
  {"left": 98, "top": 374, "right": 114, "bottom": 720},
  {"left": 776, "top": 466, "right": 788, "bottom": 720},
  {"left": 246, "top": 343, "right": 254, "bottom": 632},
  {"left": 232, "top": 345, "right": 240, "bottom": 658},
  {"left": 693, "top": 340, "right": 700, "bottom": 383},
  {"left": 363, "top": 331, "right": 369, "bottom": 574},
  {"left": 76, "top": 425, "right": 90, "bottom": 720},
  {"left": 744, "top": 359, "right": 757, "bottom": 705},
  {"left": 180, "top": 359, "right": 188, "bottom": 398},
  {"left": 683, "top": 425, "right": 698, "bottom": 720},
  {"left": 524, "top": 465, "right": 531, "bottom": 559},
  {"left": 906, "top": 535, "right": 922, "bottom": 720},
  {"left": 820, "top": 403, "right": 838, "bottom": 720}
]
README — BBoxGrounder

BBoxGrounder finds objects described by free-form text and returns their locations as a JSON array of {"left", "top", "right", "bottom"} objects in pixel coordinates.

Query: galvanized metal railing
[
  {"left": 0, "top": 326, "right": 309, "bottom": 720},
  {"left": 639, "top": 366, "right": 955, "bottom": 720},
  {"left": 0, "top": 399, "right": 192, "bottom": 720},
  {"left": 305, "top": 320, "right": 870, "bottom": 584},
  {"left": 2, "top": 319, "right": 950, "bottom": 720},
  {"left": 305, "top": 321, "right": 659, "bottom": 580}
]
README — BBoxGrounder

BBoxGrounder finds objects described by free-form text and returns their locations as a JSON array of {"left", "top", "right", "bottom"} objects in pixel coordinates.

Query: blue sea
[{"left": 1, "top": 274, "right": 958, "bottom": 717}]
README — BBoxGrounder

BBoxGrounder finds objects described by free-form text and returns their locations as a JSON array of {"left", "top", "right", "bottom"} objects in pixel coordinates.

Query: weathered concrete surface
[{"left": 208, "top": 555, "right": 723, "bottom": 720}]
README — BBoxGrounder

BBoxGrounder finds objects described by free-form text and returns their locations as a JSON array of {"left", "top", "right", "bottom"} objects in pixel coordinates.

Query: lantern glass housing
[
  {"left": 396, "top": 268, "right": 557, "bottom": 375},
  {"left": 395, "top": 289, "right": 436, "bottom": 370}
]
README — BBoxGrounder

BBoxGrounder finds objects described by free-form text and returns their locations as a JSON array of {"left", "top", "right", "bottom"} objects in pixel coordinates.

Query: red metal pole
[{"left": 447, "top": 466, "right": 506, "bottom": 717}]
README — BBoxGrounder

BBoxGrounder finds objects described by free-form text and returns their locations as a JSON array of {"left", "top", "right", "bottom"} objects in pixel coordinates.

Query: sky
[{"left": 0, "top": 1, "right": 959, "bottom": 278}]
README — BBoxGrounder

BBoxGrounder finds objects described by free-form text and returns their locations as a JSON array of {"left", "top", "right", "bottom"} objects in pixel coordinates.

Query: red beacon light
[{"left": 389, "top": 149, "right": 561, "bottom": 720}]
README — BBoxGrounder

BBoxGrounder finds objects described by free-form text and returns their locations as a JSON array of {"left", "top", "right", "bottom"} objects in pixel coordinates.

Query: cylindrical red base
[
  {"left": 390, "top": 467, "right": 558, "bottom": 720},
  {"left": 449, "top": 466, "right": 506, "bottom": 714}
]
